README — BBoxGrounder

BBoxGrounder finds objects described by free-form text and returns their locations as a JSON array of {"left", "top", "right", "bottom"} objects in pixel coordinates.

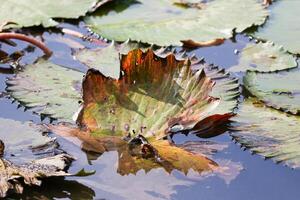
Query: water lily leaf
[
  {"left": 77, "top": 49, "right": 235, "bottom": 139},
  {"left": 255, "top": 0, "right": 300, "bottom": 54},
  {"left": 85, "top": 0, "right": 268, "bottom": 46},
  {"left": 75, "top": 43, "right": 239, "bottom": 120},
  {"left": 244, "top": 70, "right": 300, "bottom": 115},
  {"left": 229, "top": 41, "right": 297, "bottom": 72},
  {"left": 231, "top": 98, "right": 300, "bottom": 168},
  {"left": 0, "top": 118, "right": 74, "bottom": 197},
  {"left": 74, "top": 40, "right": 144, "bottom": 79},
  {"left": 0, "top": 0, "right": 109, "bottom": 29},
  {"left": 6, "top": 59, "right": 83, "bottom": 122}
]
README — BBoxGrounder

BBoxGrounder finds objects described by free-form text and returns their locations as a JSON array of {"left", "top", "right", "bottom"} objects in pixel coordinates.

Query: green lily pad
[
  {"left": 85, "top": 0, "right": 268, "bottom": 46},
  {"left": 229, "top": 42, "right": 297, "bottom": 72},
  {"left": 244, "top": 70, "right": 300, "bottom": 115},
  {"left": 6, "top": 59, "right": 83, "bottom": 122},
  {"left": 0, "top": 0, "right": 108, "bottom": 29},
  {"left": 231, "top": 98, "right": 300, "bottom": 168},
  {"left": 255, "top": 0, "right": 300, "bottom": 54},
  {"left": 74, "top": 40, "right": 146, "bottom": 79}
]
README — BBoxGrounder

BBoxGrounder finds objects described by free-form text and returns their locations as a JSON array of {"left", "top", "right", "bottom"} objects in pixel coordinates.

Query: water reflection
[{"left": 9, "top": 178, "right": 96, "bottom": 200}]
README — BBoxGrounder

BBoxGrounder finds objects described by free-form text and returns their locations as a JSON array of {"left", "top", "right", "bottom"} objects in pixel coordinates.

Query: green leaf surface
[
  {"left": 0, "top": 0, "right": 106, "bottom": 29},
  {"left": 75, "top": 43, "right": 239, "bottom": 118},
  {"left": 74, "top": 40, "right": 145, "bottom": 79},
  {"left": 229, "top": 41, "right": 297, "bottom": 72},
  {"left": 231, "top": 98, "right": 300, "bottom": 168},
  {"left": 6, "top": 59, "right": 83, "bottom": 122},
  {"left": 255, "top": 0, "right": 300, "bottom": 54},
  {"left": 85, "top": 0, "right": 268, "bottom": 46},
  {"left": 244, "top": 70, "right": 300, "bottom": 115},
  {"left": 78, "top": 49, "right": 236, "bottom": 139}
]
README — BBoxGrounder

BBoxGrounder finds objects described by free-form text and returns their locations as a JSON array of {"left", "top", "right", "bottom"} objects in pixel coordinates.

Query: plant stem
[{"left": 0, "top": 33, "right": 52, "bottom": 57}]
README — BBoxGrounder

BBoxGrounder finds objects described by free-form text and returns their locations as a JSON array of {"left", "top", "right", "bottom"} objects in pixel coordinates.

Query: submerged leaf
[
  {"left": 50, "top": 124, "right": 218, "bottom": 175},
  {"left": 85, "top": 0, "right": 268, "bottom": 46},
  {"left": 231, "top": 98, "right": 300, "bottom": 168},
  {"left": 244, "top": 70, "right": 300, "bottom": 115},
  {"left": 229, "top": 41, "right": 297, "bottom": 72},
  {"left": 0, "top": 118, "right": 57, "bottom": 163},
  {"left": 6, "top": 59, "right": 83, "bottom": 122},
  {"left": 0, "top": 118, "right": 73, "bottom": 197},
  {"left": 255, "top": 0, "right": 300, "bottom": 54},
  {"left": 0, "top": 0, "right": 109, "bottom": 29}
]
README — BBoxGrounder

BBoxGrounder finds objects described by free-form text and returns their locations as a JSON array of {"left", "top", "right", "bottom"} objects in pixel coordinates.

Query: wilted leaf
[
  {"left": 231, "top": 98, "right": 300, "bottom": 168},
  {"left": 76, "top": 43, "right": 239, "bottom": 119},
  {"left": 6, "top": 59, "right": 83, "bottom": 122},
  {"left": 77, "top": 49, "right": 235, "bottom": 139},
  {"left": 244, "top": 70, "right": 300, "bottom": 115},
  {"left": 0, "top": 0, "right": 110, "bottom": 29},
  {"left": 229, "top": 41, "right": 297, "bottom": 72},
  {"left": 0, "top": 154, "right": 72, "bottom": 198},
  {"left": 0, "top": 118, "right": 74, "bottom": 197},
  {"left": 255, "top": 0, "right": 300, "bottom": 54},
  {"left": 85, "top": 0, "right": 268, "bottom": 46}
]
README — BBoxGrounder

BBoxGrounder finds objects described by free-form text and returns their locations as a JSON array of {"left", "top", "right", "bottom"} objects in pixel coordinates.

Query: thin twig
[{"left": 0, "top": 33, "right": 52, "bottom": 57}]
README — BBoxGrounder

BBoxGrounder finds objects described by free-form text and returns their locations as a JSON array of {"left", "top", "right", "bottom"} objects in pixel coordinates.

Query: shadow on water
[{"left": 1, "top": 19, "right": 300, "bottom": 200}]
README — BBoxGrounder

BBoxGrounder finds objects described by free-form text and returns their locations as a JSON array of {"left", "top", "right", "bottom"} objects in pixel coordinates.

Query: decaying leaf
[
  {"left": 0, "top": 0, "right": 110, "bottom": 29},
  {"left": 231, "top": 98, "right": 300, "bottom": 168},
  {"left": 77, "top": 49, "right": 235, "bottom": 139},
  {"left": 255, "top": 0, "right": 300, "bottom": 54},
  {"left": 228, "top": 41, "right": 297, "bottom": 72},
  {"left": 244, "top": 70, "right": 300, "bottom": 115},
  {"left": 0, "top": 118, "right": 73, "bottom": 197},
  {"left": 49, "top": 48, "right": 238, "bottom": 176},
  {"left": 0, "top": 154, "right": 72, "bottom": 198},
  {"left": 75, "top": 41, "right": 239, "bottom": 119},
  {"left": 85, "top": 0, "right": 268, "bottom": 46},
  {"left": 6, "top": 59, "right": 83, "bottom": 122}
]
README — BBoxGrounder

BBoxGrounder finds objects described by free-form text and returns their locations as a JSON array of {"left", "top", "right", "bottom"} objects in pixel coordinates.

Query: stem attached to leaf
[{"left": 0, "top": 33, "right": 52, "bottom": 57}]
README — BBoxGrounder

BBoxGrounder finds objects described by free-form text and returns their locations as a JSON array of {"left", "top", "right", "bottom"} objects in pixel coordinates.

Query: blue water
[{"left": 1, "top": 21, "right": 300, "bottom": 200}]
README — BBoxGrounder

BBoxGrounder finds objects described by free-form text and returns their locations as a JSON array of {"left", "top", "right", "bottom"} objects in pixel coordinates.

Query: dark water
[{"left": 1, "top": 21, "right": 300, "bottom": 200}]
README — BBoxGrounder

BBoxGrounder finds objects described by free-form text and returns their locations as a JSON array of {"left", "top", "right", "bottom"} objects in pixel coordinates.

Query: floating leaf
[
  {"left": 77, "top": 49, "right": 235, "bottom": 139},
  {"left": 0, "top": 118, "right": 74, "bottom": 197},
  {"left": 48, "top": 48, "right": 238, "bottom": 175},
  {"left": 6, "top": 59, "right": 83, "bottom": 122},
  {"left": 244, "top": 70, "right": 300, "bottom": 115},
  {"left": 85, "top": 0, "right": 268, "bottom": 46},
  {"left": 255, "top": 0, "right": 300, "bottom": 54},
  {"left": 231, "top": 98, "right": 300, "bottom": 168},
  {"left": 0, "top": 0, "right": 110, "bottom": 29},
  {"left": 229, "top": 42, "right": 297, "bottom": 72},
  {"left": 74, "top": 40, "right": 142, "bottom": 79},
  {"left": 75, "top": 43, "right": 239, "bottom": 120}
]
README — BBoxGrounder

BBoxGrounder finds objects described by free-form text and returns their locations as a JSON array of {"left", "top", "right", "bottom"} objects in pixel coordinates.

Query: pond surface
[{"left": 1, "top": 21, "right": 300, "bottom": 200}]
